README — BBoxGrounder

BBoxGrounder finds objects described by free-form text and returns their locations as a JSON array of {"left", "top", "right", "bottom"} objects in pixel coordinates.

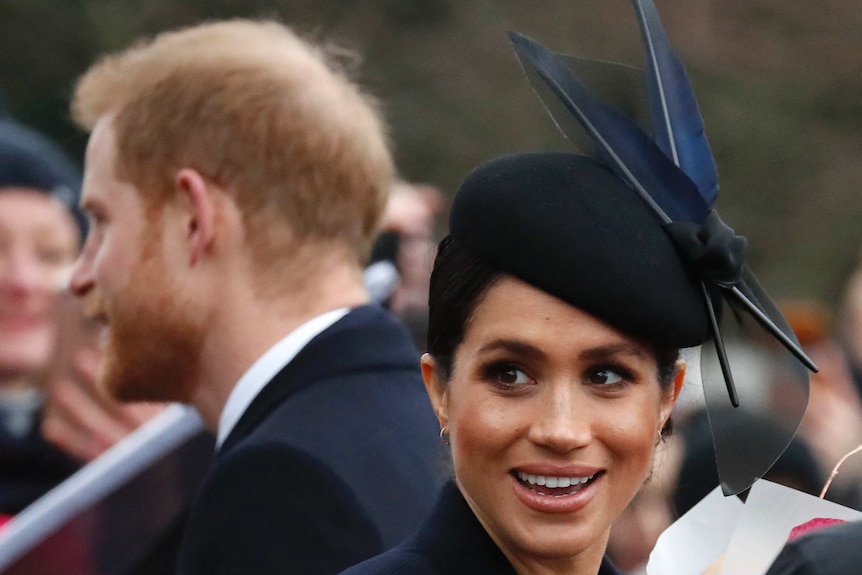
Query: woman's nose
[
  {"left": 527, "top": 385, "right": 592, "bottom": 453},
  {"left": 0, "top": 249, "right": 55, "bottom": 293}
]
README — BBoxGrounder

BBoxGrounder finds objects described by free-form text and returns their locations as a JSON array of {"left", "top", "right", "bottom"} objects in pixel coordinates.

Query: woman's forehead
[
  {"left": 462, "top": 275, "right": 654, "bottom": 361},
  {"left": 0, "top": 189, "right": 80, "bottom": 241}
]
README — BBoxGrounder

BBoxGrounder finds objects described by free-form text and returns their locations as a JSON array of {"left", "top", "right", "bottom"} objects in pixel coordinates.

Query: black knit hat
[{"left": 0, "top": 115, "right": 86, "bottom": 240}]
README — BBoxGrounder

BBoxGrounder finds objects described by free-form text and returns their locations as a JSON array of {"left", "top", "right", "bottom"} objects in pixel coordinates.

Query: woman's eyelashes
[
  {"left": 37, "top": 243, "right": 75, "bottom": 266},
  {"left": 481, "top": 361, "right": 534, "bottom": 390},
  {"left": 585, "top": 364, "right": 633, "bottom": 388},
  {"left": 478, "top": 359, "right": 638, "bottom": 392}
]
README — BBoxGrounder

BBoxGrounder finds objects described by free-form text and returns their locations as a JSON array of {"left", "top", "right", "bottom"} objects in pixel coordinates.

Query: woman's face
[
  {"left": 0, "top": 190, "right": 79, "bottom": 380},
  {"left": 423, "top": 275, "right": 681, "bottom": 570}
]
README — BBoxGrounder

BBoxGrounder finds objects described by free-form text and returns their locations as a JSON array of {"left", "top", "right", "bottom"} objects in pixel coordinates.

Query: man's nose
[{"left": 68, "top": 252, "right": 95, "bottom": 298}]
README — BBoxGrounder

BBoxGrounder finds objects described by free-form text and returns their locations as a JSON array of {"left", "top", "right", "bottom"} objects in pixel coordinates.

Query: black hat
[
  {"left": 451, "top": 152, "right": 709, "bottom": 349},
  {"left": 449, "top": 0, "right": 816, "bottom": 496},
  {"left": 0, "top": 115, "right": 86, "bottom": 240}
]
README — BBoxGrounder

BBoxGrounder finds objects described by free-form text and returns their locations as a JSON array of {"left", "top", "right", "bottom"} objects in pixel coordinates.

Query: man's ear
[
  {"left": 420, "top": 353, "right": 448, "bottom": 429},
  {"left": 173, "top": 168, "right": 216, "bottom": 265}
]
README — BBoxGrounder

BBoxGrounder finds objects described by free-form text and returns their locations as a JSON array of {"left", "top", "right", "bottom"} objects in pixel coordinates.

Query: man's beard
[{"left": 100, "top": 243, "right": 205, "bottom": 404}]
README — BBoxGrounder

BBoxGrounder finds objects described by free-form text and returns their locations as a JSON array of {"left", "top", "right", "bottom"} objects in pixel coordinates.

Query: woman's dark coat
[{"left": 340, "top": 481, "right": 624, "bottom": 575}]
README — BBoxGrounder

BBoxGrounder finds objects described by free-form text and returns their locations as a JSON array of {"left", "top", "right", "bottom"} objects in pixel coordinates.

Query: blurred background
[{"left": 1, "top": 0, "right": 861, "bottom": 302}]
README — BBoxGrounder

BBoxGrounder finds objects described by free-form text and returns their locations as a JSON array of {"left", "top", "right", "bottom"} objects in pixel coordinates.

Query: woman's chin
[
  {"left": 0, "top": 346, "right": 53, "bottom": 379},
  {"left": 499, "top": 474, "right": 610, "bottom": 563}
]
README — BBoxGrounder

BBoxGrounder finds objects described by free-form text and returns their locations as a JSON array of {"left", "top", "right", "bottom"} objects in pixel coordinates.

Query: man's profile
[{"left": 69, "top": 19, "right": 442, "bottom": 575}]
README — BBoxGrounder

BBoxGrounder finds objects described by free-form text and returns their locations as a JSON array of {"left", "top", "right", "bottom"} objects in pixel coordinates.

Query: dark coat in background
[
  {"left": 340, "top": 481, "right": 624, "bottom": 575},
  {"left": 178, "top": 305, "right": 445, "bottom": 575},
  {"left": 765, "top": 520, "right": 862, "bottom": 575},
  {"left": 0, "top": 411, "right": 78, "bottom": 516}
]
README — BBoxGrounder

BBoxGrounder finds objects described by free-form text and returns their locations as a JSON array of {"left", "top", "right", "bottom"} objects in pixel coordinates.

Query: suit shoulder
[
  {"left": 197, "top": 441, "right": 370, "bottom": 520},
  {"left": 181, "top": 443, "right": 383, "bottom": 574},
  {"left": 250, "top": 365, "right": 440, "bottom": 469}
]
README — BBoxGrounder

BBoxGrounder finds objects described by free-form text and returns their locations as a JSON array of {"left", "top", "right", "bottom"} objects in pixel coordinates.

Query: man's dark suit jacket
[
  {"left": 340, "top": 481, "right": 624, "bottom": 575},
  {"left": 178, "top": 305, "right": 444, "bottom": 575},
  {"left": 765, "top": 520, "right": 862, "bottom": 575}
]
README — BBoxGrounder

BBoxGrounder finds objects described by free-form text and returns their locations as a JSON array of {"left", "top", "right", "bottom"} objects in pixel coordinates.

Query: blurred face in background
[{"left": 0, "top": 189, "right": 79, "bottom": 382}]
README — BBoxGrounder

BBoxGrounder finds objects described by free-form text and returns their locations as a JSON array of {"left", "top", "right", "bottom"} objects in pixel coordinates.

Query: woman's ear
[
  {"left": 659, "top": 359, "right": 687, "bottom": 429},
  {"left": 421, "top": 353, "right": 448, "bottom": 429}
]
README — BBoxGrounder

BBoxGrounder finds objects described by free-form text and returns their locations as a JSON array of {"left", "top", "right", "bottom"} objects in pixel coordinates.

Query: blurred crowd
[{"left": 3, "top": 104, "right": 862, "bottom": 573}]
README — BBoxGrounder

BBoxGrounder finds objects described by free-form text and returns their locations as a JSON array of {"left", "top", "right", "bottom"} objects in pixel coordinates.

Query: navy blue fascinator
[{"left": 451, "top": 0, "right": 815, "bottom": 495}]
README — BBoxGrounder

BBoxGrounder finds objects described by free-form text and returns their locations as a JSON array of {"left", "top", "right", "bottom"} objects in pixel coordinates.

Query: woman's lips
[
  {"left": 510, "top": 467, "right": 604, "bottom": 513},
  {"left": 0, "top": 315, "right": 47, "bottom": 333}
]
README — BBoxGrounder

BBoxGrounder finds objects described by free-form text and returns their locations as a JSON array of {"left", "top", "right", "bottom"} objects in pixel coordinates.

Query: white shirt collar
[{"left": 215, "top": 307, "right": 350, "bottom": 449}]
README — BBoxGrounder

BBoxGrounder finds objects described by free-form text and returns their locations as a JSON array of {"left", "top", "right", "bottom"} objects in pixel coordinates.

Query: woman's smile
[
  {"left": 511, "top": 468, "right": 604, "bottom": 513},
  {"left": 515, "top": 470, "right": 599, "bottom": 491}
]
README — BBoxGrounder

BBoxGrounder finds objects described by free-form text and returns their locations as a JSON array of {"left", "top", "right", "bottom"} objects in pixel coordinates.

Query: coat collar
[
  {"left": 414, "top": 481, "right": 624, "bottom": 575},
  {"left": 220, "top": 305, "right": 419, "bottom": 452},
  {"left": 415, "top": 481, "right": 517, "bottom": 574}
]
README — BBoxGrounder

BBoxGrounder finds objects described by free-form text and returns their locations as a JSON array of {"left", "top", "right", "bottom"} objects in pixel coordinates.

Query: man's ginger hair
[{"left": 72, "top": 19, "right": 393, "bottom": 265}]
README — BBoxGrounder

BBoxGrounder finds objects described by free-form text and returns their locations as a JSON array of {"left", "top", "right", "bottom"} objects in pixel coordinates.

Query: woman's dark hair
[
  {"left": 426, "top": 236, "right": 502, "bottom": 382},
  {"left": 427, "top": 235, "right": 681, "bottom": 405}
]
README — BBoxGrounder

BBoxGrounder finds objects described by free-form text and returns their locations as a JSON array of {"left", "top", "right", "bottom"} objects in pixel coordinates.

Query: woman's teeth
[{"left": 516, "top": 471, "right": 595, "bottom": 488}]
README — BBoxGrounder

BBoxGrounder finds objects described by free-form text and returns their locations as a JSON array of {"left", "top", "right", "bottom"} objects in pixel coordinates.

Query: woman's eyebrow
[
  {"left": 475, "top": 339, "right": 548, "bottom": 361},
  {"left": 476, "top": 340, "right": 649, "bottom": 363},
  {"left": 579, "top": 343, "right": 649, "bottom": 362}
]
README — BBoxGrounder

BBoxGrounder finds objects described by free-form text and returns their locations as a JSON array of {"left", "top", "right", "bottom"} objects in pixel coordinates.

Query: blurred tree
[{"left": 0, "top": 0, "right": 859, "bottom": 302}]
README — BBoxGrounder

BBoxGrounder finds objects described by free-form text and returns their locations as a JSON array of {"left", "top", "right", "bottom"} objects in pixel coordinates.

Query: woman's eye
[
  {"left": 587, "top": 368, "right": 624, "bottom": 386},
  {"left": 485, "top": 363, "right": 532, "bottom": 388},
  {"left": 37, "top": 246, "right": 74, "bottom": 267}
]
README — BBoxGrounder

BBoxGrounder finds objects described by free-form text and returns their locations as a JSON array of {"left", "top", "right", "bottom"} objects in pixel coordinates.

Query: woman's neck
[
  {"left": 465, "top": 487, "right": 610, "bottom": 575},
  {"left": 505, "top": 535, "right": 609, "bottom": 575},
  {"left": 0, "top": 373, "right": 40, "bottom": 395}
]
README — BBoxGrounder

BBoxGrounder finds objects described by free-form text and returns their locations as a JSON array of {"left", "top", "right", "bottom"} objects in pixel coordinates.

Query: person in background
[
  {"left": 786, "top": 272, "right": 862, "bottom": 510},
  {"left": 374, "top": 180, "right": 444, "bottom": 348},
  {"left": 68, "top": 19, "right": 443, "bottom": 575},
  {"left": 836, "top": 260, "right": 862, "bottom": 400},
  {"left": 765, "top": 519, "right": 862, "bottom": 575},
  {"left": 0, "top": 113, "right": 83, "bottom": 517},
  {"left": 782, "top": 300, "right": 862, "bottom": 507}
]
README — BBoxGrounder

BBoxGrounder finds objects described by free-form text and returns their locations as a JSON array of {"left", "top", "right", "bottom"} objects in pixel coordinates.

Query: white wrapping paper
[
  {"left": 647, "top": 486, "right": 743, "bottom": 575},
  {"left": 647, "top": 480, "right": 862, "bottom": 575}
]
